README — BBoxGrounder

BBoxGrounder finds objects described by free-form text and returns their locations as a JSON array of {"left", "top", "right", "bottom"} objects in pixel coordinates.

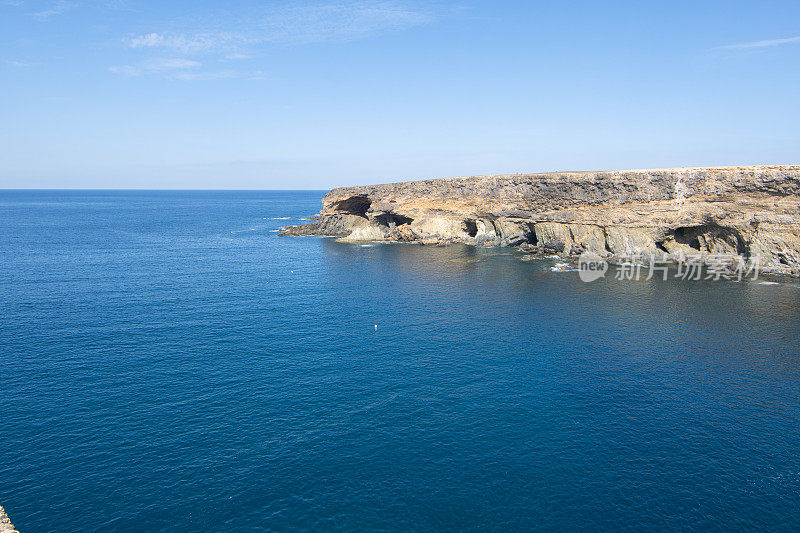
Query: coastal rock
[
  {"left": 0, "top": 506, "right": 18, "bottom": 533},
  {"left": 281, "top": 165, "right": 800, "bottom": 276}
]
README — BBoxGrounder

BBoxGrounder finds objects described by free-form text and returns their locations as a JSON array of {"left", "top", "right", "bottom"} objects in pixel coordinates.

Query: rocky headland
[{"left": 281, "top": 165, "right": 800, "bottom": 276}]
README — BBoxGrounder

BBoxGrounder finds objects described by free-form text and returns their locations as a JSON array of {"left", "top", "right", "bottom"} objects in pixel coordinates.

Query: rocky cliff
[{"left": 281, "top": 165, "right": 800, "bottom": 276}]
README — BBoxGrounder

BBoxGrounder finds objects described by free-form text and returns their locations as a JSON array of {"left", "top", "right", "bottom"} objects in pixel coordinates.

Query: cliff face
[{"left": 282, "top": 165, "right": 800, "bottom": 276}]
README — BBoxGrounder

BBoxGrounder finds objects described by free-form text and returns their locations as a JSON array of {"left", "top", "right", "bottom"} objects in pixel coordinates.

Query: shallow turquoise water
[{"left": 1, "top": 190, "right": 799, "bottom": 532}]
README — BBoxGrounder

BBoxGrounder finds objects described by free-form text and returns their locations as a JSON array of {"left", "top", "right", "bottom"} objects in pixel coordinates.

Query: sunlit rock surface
[
  {"left": 281, "top": 166, "right": 800, "bottom": 276},
  {"left": 0, "top": 506, "right": 17, "bottom": 533}
]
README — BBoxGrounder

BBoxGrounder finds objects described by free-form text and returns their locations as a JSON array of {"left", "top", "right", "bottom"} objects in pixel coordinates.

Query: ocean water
[{"left": 1, "top": 190, "right": 800, "bottom": 532}]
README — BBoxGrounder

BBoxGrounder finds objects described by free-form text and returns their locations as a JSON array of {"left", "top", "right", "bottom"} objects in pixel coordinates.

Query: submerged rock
[{"left": 281, "top": 165, "right": 800, "bottom": 276}]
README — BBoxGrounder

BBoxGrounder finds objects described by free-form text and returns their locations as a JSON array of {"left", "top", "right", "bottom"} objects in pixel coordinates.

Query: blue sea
[{"left": 1, "top": 190, "right": 800, "bottom": 532}]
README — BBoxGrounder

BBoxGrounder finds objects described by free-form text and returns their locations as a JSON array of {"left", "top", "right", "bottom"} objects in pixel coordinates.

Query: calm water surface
[{"left": 1, "top": 191, "right": 799, "bottom": 531}]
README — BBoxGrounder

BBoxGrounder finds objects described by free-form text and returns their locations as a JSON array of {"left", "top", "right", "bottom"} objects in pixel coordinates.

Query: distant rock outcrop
[
  {"left": 281, "top": 165, "right": 800, "bottom": 276},
  {"left": 0, "top": 506, "right": 18, "bottom": 533}
]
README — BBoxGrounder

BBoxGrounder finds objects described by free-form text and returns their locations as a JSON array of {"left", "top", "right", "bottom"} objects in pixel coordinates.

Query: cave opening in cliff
[
  {"left": 374, "top": 213, "right": 413, "bottom": 227},
  {"left": 673, "top": 226, "right": 703, "bottom": 251},
  {"left": 464, "top": 219, "right": 478, "bottom": 237},
  {"left": 525, "top": 223, "right": 539, "bottom": 245},
  {"left": 332, "top": 196, "right": 371, "bottom": 218},
  {"left": 672, "top": 225, "right": 748, "bottom": 256}
]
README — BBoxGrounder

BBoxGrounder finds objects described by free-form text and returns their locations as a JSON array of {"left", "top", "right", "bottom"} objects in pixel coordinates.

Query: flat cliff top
[
  {"left": 331, "top": 165, "right": 799, "bottom": 190},
  {"left": 320, "top": 165, "right": 800, "bottom": 218}
]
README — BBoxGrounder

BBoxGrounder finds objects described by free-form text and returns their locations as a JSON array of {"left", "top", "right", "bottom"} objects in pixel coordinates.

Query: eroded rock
[{"left": 281, "top": 165, "right": 800, "bottom": 276}]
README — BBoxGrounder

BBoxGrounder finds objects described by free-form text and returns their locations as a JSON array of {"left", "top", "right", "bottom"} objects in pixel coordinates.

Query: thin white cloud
[
  {"left": 719, "top": 35, "right": 800, "bottom": 50},
  {"left": 225, "top": 53, "right": 252, "bottom": 60},
  {"left": 6, "top": 59, "right": 32, "bottom": 67},
  {"left": 115, "top": 1, "right": 434, "bottom": 81},
  {"left": 109, "top": 57, "right": 201, "bottom": 77},
  {"left": 33, "top": 0, "right": 75, "bottom": 18},
  {"left": 109, "top": 58, "right": 251, "bottom": 81},
  {"left": 257, "top": 1, "right": 433, "bottom": 44},
  {"left": 124, "top": 1, "right": 433, "bottom": 53},
  {"left": 170, "top": 70, "right": 237, "bottom": 81},
  {"left": 108, "top": 65, "right": 141, "bottom": 77},
  {"left": 126, "top": 32, "right": 240, "bottom": 54},
  {"left": 141, "top": 57, "right": 201, "bottom": 70}
]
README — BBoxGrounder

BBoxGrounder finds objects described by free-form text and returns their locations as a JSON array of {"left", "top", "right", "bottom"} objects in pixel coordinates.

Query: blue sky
[{"left": 2, "top": 0, "right": 799, "bottom": 189}]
